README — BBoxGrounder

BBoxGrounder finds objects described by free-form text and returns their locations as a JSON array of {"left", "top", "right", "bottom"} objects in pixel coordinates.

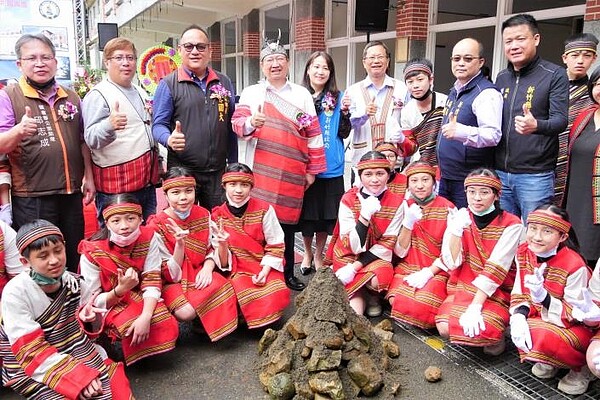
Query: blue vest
[
  {"left": 318, "top": 91, "right": 345, "bottom": 178},
  {"left": 438, "top": 73, "right": 498, "bottom": 180}
]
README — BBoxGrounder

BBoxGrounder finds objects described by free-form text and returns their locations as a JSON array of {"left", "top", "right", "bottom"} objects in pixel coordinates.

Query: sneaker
[
  {"left": 531, "top": 362, "right": 558, "bottom": 379},
  {"left": 558, "top": 366, "right": 597, "bottom": 395},
  {"left": 366, "top": 295, "right": 382, "bottom": 317},
  {"left": 483, "top": 338, "right": 506, "bottom": 356}
]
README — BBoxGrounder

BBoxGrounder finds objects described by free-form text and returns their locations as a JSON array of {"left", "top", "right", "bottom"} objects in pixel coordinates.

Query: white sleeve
[
  {"left": 472, "top": 223, "right": 523, "bottom": 297},
  {"left": 260, "top": 206, "right": 285, "bottom": 272},
  {"left": 369, "top": 203, "right": 403, "bottom": 262},
  {"left": 155, "top": 234, "right": 182, "bottom": 282},
  {"left": 141, "top": 234, "right": 162, "bottom": 300},
  {"left": 543, "top": 265, "right": 590, "bottom": 327},
  {"left": 79, "top": 254, "right": 107, "bottom": 309},
  {"left": 338, "top": 200, "right": 366, "bottom": 254},
  {"left": 1, "top": 220, "right": 23, "bottom": 277}
]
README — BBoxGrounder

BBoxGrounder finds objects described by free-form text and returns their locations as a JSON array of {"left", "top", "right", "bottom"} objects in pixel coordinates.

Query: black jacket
[{"left": 494, "top": 56, "right": 569, "bottom": 173}]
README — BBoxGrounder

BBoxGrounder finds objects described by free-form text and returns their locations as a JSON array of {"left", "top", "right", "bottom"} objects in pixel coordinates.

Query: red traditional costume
[
  {"left": 388, "top": 195, "right": 454, "bottom": 329},
  {"left": 327, "top": 187, "right": 404, "bottom": 296},
  {"left": 78, "top": 224, "right": 179, "bottom": 365},
  {"left": 211, "top": 196, "right": 290, "bottom": 328},
  {"left": 387, "top": 172, "right": 407, "bottom": 197},
  {"left": 437, "top": 209, "right": 523, "bottom": 346},
  {"left": 148, "top": 205, "right": 239, "bottom": 341},
  {"left": 0, "top": 220, "right": 23, "bottom": 296},
  {"left": 232, "top": 87, "right": 326, "bottom": 225},
  {"left": 511, "top": 235, "right": 593, "bottom": 369}
]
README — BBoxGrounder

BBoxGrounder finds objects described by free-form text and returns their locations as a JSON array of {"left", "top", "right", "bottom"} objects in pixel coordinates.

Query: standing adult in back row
[
  {"left": 153, "top": 24, "right": 237, "bottom": 210},
  {"left": 494, "top": 14, "right": 569, "bottom": 220},
  {"left": 231, "top": 38, "right": 326, "bottom": 291},
  {"left": 345, "top": 41, "right": 416, "bottom": 181}
]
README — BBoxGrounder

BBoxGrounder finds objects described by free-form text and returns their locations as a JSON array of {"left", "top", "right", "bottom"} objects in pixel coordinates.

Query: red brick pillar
[
  {"left": 293, "top": 0, "right": 325, "bottom": 82},
  {"left": 242, "top": 9, "right": 261, "bottom": 86},
  {"left": 396, "top": 0, "right": 429, "bottom": 62}
]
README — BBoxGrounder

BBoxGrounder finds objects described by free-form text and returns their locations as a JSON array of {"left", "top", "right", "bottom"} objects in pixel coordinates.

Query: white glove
[
  {"left": 335, "top": 263, "right": 357, "bottom": 285},
  {"left": 592, "top": 348, "right": 600, "bottom": 374},
  {"left": 0, "top": 203, "right": 12, "bottom": 226},
  {"left": 447, "top": 207, "right": 471, "bottom": 237},
  {"left": 403, "top": 268, "right": 434, "bottom": 289},
  {"left": 571, "top": 288, "right": 600, "bottom": 323},
  {"left": 509, "top": 314, "right": 532, "bottom": 353},
  {"left": 459, "top": 303, "right": 486, "bottom": 337},
  {"left": 358, "top": 194, "right": 381, "bottom": 221},
  {"left": 402, "top": 201, "right": 423, "bottom": 230},
  {"left": 388, "top": 130, "right": 406, "bottom": 144},
  {"left": 62, "top": 272, "right": 80, "bottom": 294},
  {"left": 524, "top": 263, "right": 548, "bottom": 304}
]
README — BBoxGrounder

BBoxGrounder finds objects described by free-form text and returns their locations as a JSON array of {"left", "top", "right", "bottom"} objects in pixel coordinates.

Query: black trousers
[
  {"left": 12, "top": 193, "right": 84, "bottom": 273},
  {"left": 281, "top": 223, "right": 298, "bottom": 278}
]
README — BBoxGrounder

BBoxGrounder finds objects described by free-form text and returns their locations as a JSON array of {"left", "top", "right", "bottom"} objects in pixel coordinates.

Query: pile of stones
[{"left": 258, "top": 268, "right": 402, "bottom": 399}]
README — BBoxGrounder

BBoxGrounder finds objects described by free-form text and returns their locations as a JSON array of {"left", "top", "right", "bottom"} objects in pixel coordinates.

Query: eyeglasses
[
  {"left": 108, "top": 55, "right": 136, "bottom": 63},
  {"left": 20, "top": 55, "right": 55, "bottom": 64},
  {"left": 364, "top": 55, "right": 387, "bottom": 63},
  {"left": 262, "top": 55, "right": 287, "bottom": 65},
  {"left": 450, "top": 55, "right": 480, "bottom": 63},
  {"left": 465, "top": 188, "right": 494, "bottom": 198},
  {"left": 181, "top": 42, "right": 209, "bottom": 52}
]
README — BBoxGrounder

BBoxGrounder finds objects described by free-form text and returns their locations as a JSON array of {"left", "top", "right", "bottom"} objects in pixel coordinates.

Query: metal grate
[{"left": 393, "top": 320, "right": 600, "bottom": 400}]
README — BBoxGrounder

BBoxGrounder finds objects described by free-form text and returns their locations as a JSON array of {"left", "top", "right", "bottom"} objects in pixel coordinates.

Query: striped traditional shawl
[{"left": 569, "top": 104, "right": 600, "bottom": 223}]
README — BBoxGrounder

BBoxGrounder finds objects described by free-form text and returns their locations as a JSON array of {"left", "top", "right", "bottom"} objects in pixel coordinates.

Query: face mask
[
  {"left": 469, "top": 203, "right": 495, "bottom": 217},
  {"left": 361, "top": 185, "right": 387, "bottom": 197},
  {"left": 529, "top": 246, "right": 558, "bottom": 259},
  {"left": 30, "top": 269, "right": 62, "bottom": 286},
  {"left": 226, "top": 193, "right": 250, "bottom": 208},
  {"left": 173, "top": 208, "right": 191, "bottom": 220},
  {"left": 109, "top": 226, "right": 141, "bottom": 247}
]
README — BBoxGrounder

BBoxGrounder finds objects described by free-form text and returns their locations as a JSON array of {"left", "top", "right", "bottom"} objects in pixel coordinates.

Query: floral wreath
[{"left": 137, "top": 45, "right": 182, "bottom": 95}]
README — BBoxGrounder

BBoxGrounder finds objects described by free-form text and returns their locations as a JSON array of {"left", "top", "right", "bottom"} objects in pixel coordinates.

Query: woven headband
[
  {"left": 403, "top": 63, "right": 432, "bottom": 80},
  {"left": 221, "top": 171, "right": 254, "bottom": 186},
  {"left": 357, "top": 158, "right": 391, "bottom": 171},
  {"left": 406, "top": 163, "right": 436, "bottom": 178},
  {"left": 162, "top": 176, "right": 196, "bottom": 192},
  {"left": 464, "top": 175, "right": 502, "bottom": 192},
  {"left": 102, "top": 203, "right": 142, "bottom": 220},
  {"left": 374, "top": 143, "right": 399, "bottom": 156},
  {"left": 527, "top": 210, "right": 571, "bottom": 234},
  {"left": 16, "top": 225, "right": 63, "bottom": 253},
  {"left": 564, "top": 40, "right": 597, "bottom": 55}
]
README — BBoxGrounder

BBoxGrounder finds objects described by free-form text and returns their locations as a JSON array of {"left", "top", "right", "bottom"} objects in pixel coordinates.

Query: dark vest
[
  {"left": 5, "top": 80, "right": 84, "bottom": 197},
  {"left": 163, "top": 68, "right": 233, "bottom": 173},
  {"left": 438, "top": 73, "right": 497, "bottom": 180}
]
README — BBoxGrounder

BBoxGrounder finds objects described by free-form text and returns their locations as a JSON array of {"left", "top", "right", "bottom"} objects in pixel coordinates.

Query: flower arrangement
[
  {"left": 209, "top": 83, "right": 231, "bottom": 102},
  {"left": 72, "top": 66, "right": 103, "bottom": 99},
  {"left": 57, "top": 101, "right": 78, "bottom": 121},
  {"left": 322, "top": 91, "right": 337, "bottom": 114},
  {"left": 296, "top": 111, "right": 313, "bottom": 128}
]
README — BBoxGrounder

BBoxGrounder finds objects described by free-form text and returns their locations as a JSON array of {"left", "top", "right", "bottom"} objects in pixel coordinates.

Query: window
[
  {"left": 221, "top": 18, "right": 243, "bottom": 94},
  {"left": 264, "top": 4, "right": 290, "bottom": 46}
]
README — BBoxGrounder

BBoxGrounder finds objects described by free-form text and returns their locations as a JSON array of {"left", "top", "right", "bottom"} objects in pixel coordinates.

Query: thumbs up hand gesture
[
  {"left": 18, "top": 106, "right": 38, "bottom": 138},
  {"left": 441, "top": 112, "right": 458, "bottom": 140},
  {"left": 108, "top": 101, "right": 127, "bottom": 131},
  {"left": 366, "top": 95, "right": 378, "bottom": 117},
  {"left": 514, "top": 103, "right": 537, "bottom": 135},
  {"left": 251, "top": 104, "right": 266, "bottom": 129},
  {"left": 168, "top": 120, "right": 186, "bottom": 151}
]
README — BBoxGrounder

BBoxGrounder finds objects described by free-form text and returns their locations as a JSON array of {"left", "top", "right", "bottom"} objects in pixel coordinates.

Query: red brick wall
[
  {"left": 243, "top": 32, "right": 260, "bottom": 57},
  {"left": 210, "top": 41, "right": 222, "bottom": 62},
  {"left": 396, "top": 0, "right": 429, "bottom": 40},
  {"left": 585, "top": 0, "right": 600, "bottom": 21},
  {"left": 295, "top": 17, "right": 325, "bottom": 51}
]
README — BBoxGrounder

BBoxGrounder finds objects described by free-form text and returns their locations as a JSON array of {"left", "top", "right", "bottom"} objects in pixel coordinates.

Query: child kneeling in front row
[{"left": 0, "top": 219, "right": 133, "bottom": 399}]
